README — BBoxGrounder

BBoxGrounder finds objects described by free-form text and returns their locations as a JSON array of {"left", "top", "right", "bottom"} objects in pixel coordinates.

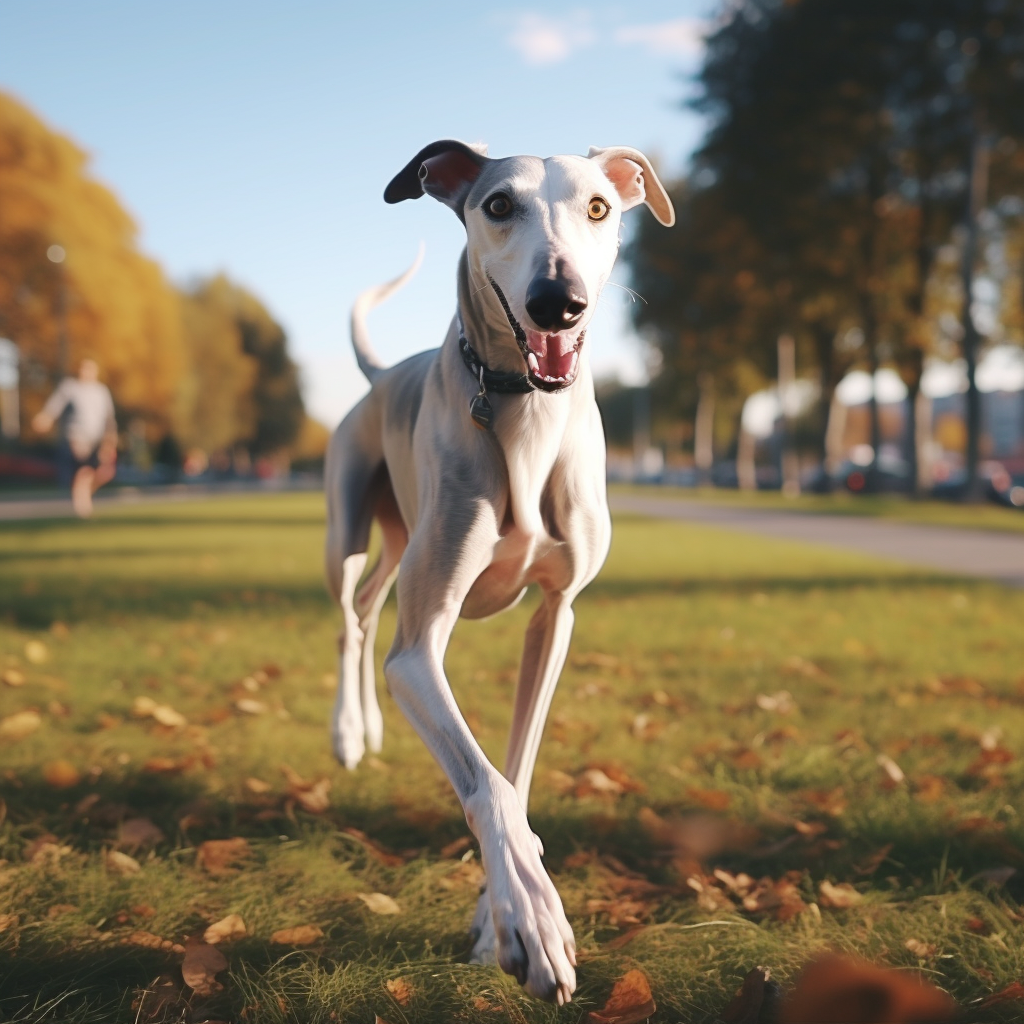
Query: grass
[
  {"left": 611, "top": 483, "right": 1024, "bottom": 535},
  {"left": 0, "top": 492, "right": 1022, "bottom": 1023}
]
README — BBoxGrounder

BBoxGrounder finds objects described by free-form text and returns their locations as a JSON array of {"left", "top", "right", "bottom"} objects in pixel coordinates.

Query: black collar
[{"left": 458, "top": 317, "right": 534, "bottom": 395}]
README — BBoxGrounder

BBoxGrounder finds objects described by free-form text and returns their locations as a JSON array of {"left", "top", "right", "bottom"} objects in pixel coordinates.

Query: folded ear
[
  {"left": 384, "top": 140, "right": 489, "bottom": 219},
  {"left": 587, "top": 146, "right": 675, "bottom": 227}
]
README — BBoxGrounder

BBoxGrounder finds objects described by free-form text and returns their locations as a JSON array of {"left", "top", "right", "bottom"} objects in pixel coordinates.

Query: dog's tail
[{"left": 350, "top": 244, "right": 424, "bottom": 384}]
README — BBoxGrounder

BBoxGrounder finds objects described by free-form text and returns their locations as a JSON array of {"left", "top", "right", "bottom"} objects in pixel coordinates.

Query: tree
[{"left": 0, "top": 92, "right": 185, "bottom": 434}]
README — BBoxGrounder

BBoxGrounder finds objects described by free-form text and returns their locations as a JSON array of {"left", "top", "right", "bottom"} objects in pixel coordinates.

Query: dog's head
[{"left": 385, "top": 141, "right": 674, "bottom": 391}]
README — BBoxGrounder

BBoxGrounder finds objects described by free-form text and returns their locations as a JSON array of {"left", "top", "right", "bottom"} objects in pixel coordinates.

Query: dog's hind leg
[{"left": 324, "top": 399, "right": 385, "bottom": 770}]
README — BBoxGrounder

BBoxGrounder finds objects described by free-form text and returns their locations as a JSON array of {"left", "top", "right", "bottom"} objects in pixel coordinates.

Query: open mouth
[{"left": 488, "top": 276, "right": 585, "bottom": 392}]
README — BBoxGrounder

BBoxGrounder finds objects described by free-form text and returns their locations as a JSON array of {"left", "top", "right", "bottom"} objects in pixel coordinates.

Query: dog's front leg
[{"left": 383, "top": 528, "right": 576, "bottom": 1005}]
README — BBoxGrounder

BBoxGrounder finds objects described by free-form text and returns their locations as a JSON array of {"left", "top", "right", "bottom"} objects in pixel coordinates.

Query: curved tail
[{"left": 351, "top": 244, "right": 424, "bottom": 383}]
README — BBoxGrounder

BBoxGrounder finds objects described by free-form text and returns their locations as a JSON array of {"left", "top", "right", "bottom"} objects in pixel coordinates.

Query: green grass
[
  {"left": 1, "top": 493, "right": 1022, "bottom": 1023},
  {"left": 612, "top": 482, "right": 1024, "bottom": 534}
]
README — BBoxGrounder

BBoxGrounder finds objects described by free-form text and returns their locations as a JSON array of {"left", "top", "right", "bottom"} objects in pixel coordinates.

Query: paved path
[{"left": 610, "top": 494, "right": 1024, "bottom": 588}]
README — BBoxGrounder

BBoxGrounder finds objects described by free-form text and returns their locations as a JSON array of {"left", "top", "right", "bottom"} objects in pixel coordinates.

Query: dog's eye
[
  {"left": 485, "top": 193, "right": 513, "bottom": 218},
  {"left": 588, "top": 197, "right": 610, "bottom": 221}
]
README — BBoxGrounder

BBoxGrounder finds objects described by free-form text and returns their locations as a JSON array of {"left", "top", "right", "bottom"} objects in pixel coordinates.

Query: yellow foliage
[{"left": 0, "top": 91, "right": 185, "bottom": 431}]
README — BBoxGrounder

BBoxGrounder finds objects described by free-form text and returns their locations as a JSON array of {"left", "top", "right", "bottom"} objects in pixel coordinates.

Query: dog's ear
[
  {"left": 384, "top": 140, "right": 489, "bottom": 218},
  {"left": 587, "top": 146, "right": 675, "bottom": 227}
]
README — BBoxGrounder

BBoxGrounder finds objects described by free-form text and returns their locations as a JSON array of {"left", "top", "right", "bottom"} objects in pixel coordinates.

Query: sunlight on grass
[{"left": 1, "top": 494, "right": 1022, "bottom": 1022}]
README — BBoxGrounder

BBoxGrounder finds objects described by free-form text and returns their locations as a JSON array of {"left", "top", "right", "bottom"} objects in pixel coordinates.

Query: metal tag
[{"left": 469, "top": 391, "right": 493, "bottom": 431}]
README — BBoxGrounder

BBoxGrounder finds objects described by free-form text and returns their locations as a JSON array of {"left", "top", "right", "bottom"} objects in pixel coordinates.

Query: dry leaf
[
  {"left": 779, "top": 953, "right": 955, "bottom": 1023},
  {"left": 756, "top": 690, "right": 796, "bottom": 714},
  {"left": 125, "top": 931, "right": 184, "bottom": 953},
  {"left": 270, "top": 924, "right": 323, "bottom": 945},
  {"left": 576, "top": 768, "right": 625, "bottom": 797},
  {"left": 24, "top": 640, "right": 48, "bottom": 664},
  {"left": 204, "top": 913, "right": 246, "bottom": 944},
  {"left": 586, "top": 969, "right": 656, "bottom": 1024},
  {"left": 385, "top": 977, "right": 414, "bottom": 1006},
  {"left": 0, "top": 914, "right": 18, "bottom": 933},
  {"left": 687, "top": 787, "right": 732, "bottom": 811},
  {"left": 117, "top": 818, "right": 165, "bottom": 851},
  {"left": 876, "top": 754, "right": 906, "bottom": 786},
  {"left": 904, "top": 938, "right": 937, "bottom": 959},
  {"left": 980, "top": 982, "right": 1024, "bottom": 1007},
  {"left": 913, "top": 775, "right": 946, "bottom": 803},
  {"left": 280, "top": 764, "right": 332, "bottom": 813},
  {"left": 245, "top": 777, "right": 271, "bottom": 794},
  {"left": 547, "top": 769, "right": 577, "bottom": 795},
  {"left": 721, "top": 966, "right": 778, "bottom": 1024},
  {"left": 0, "top": 710, "right": 42, "bottom": 740},
  {"left": 181, "top": 940, "right": 228, "bottom": 996},
  {"left": 196, "top": 837, "right": 251, "bottom": 875},
  {"left": 341, "top": 827, "right": 407, "bottom": 866},
  {"left": 131, "top": 696, "right": 186, "bottom": 728},
  {"left": 235, "top": 698, "right": 266, "bottom": 715},
  {"left": 2, "top": 668, "right": 25, "bottom": 687},
  {"left": 357, "top": 892, "right": 401, "bottom": 915},
  {"left": 439, "top": 835, "right": 473, "bottom": 858},
  {"left": 854, "top": 843, "right": 893, "bottom": 876},
  {"left": 106, "top": 850, "right": 142, "bottom": 876},
  {"left": 818, "top": 881, "right": 863, "bottom": 909},
  {"left": 43, "top": 759, "right": 80, "bottom": 788}
]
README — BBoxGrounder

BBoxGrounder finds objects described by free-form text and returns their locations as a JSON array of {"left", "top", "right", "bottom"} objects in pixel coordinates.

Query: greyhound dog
[{"left": 324, "top": 140, "right": 673, "bottom": 1004}]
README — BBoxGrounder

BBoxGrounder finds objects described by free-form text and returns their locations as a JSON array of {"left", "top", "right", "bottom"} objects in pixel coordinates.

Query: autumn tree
[{"left": 0, "top": 91, "right": 185, "bottom": 434}]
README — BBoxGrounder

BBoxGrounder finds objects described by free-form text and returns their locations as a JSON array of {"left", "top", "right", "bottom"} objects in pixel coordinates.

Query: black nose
[{"left": 524, "top": 278, "right": 588, "bottom": 331}]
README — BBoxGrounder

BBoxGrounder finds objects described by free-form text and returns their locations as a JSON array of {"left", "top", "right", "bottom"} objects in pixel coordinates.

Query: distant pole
[
  {"left": 960, "top": 122, "right": 989, "bottom": 503},
  {"left": 778, "top": 334, "right": 800, "bottom": 496},
  {"left": 47, "top": 244, "right": 68, "bottom": 381}
]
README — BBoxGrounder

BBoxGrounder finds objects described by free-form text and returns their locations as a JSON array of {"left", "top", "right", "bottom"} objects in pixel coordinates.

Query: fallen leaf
[
  {"left": 687, "top": 787, "right": 732, "bottom": 811},
  {"left": 24, "top": 640, "right": 48, "bottom": 664},
  {"left": 204, "top": 913, "right": 246, "bottom": 944},
  {"left": 976, "top": 866, "right": 1016, "bottom": 887},
  {"left": 586, "top": 969, "right": 656, "bottom": 1024},
  {"left": 779, "top": 953, "right": 955, "bottom": 1023},
  {"left": 876, "top": 754, "right": 906, "bottom": 787},
  {"left": 131, "top": 973, "right": 187, "bottom": 1022},
  {"left": 117, "top": 818, "right": 165, "bottom": 851},
  {"left": 43, "top": 759, "right": 80, "bottom": 788},
  {"left": 980, "top": 982, "right": 1024, "bottom": 1007},
  {"left": 342, "top": 827, "right": 407, "bottom": 866},
  {"left": 965, "top": 916, "right": 990, "bottom": 936},
  {"left": 2, "top": 668, "right": 25, "bottom": 687},
  {"left": 280, "top": 764, "right": 332, "bottom": 813},
  {"left": 801, "top": 788, "right": 847, "bottom": 816},
  {"left": 357, "top": 892, "right": 401, "bottom": 915},
  {"left": 0, "top": 914, "right": 18, "bottom": 932},
  {"left": 196, "top": 837, "right": 251, "bottom": 875},
  {"left": 742, "top": 874, "right": 806, "bottom": 921},
  {"left": 913, "top": 775, "right": 946, "bottom": 803},
  {"left": 385, "top": 977, "right": 414, "bottom": 1006},
  {"left": 576, "top": 768, "right": 625, "bottom": 797},
  {"left": 270, "top": 924, "right": 323, "bottom": 945},
  {"left": 125, "top": 931, "right": 184, "bottom": 953},
  {"left": 181, "top": 940, "right": 228, "bottom": 996},
  {"left": 853, "top": 844, "right": 893, "bottom": 876},
  {"left": 721, "top": 966, "right": 779, "bottom": 1024},
  {"left": 131, "top": 696, "right": 186, "bottom": 728},
  {"left": 47, "top": 903, "right": 77, "bottom": 918},
  {"left": 439, "top": 835, "right": 473, "bottom": 858},
  {"left": 547, "top": 768, "right": 577, "bottom": 794},
  {"left": 818, "top": 881, "right": 863, "bottom": 909},
  {"left": 0, "top": 710, "right": 42, "bottom": 740},
  {"left": 143, "top": 756, "right": 191, "bottom": 774},
  {"left": 106, "top": 850, "right": 141, "bottom": 876},
  {"left": 756, "top": 690, "right": 796, "bottom": 714},
  {"left": 904, "top": 938, "right": 937, "bottom": 959},
  {"left": 235, "top": 698, "right": 267, "bottom": 715},
  {"left": 244, "top": 776, "right": 271, "bottom": 794}
]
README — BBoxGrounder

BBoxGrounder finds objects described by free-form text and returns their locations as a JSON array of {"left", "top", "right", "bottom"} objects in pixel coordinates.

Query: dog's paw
[
  {"left": 474, "top": 785, "right": 576, "bottom": 1004},
  {"left": 331, "top": 708, "right": 365, "bottom": 770},
  {"left": 363, "top": 700, "right": 384, "bottom": 754},
  {"left": 469, "top": 888, "right": 497, "bottom": 964}
]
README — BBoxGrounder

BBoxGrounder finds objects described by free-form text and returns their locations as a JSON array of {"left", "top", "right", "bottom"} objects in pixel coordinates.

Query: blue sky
[{"left": 1, "top": 1, "right": 714, "bottom": 425}]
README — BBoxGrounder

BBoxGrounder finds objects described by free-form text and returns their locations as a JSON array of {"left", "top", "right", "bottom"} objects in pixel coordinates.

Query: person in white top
[{"left": 32, "top": 358, "right": 117, "bottom": 517}]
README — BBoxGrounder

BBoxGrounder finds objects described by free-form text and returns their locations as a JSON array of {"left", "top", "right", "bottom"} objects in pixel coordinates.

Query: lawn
[{"left": 0, "top": 493, "right": 1022, "bottom": 1023}]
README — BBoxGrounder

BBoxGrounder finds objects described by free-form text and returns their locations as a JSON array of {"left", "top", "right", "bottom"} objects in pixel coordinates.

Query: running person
[{"left": 33, "top": 358, "right": 117, "bottom": 517}]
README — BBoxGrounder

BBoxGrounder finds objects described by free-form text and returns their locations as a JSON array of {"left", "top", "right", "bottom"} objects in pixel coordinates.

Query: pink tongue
[{"left": 527, "top": 332, "right": 575, "bottom": 379}]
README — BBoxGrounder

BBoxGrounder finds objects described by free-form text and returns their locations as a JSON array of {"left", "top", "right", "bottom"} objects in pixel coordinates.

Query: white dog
[{"left": 324, "top": 140, "right": 673, "bottom": 1003}]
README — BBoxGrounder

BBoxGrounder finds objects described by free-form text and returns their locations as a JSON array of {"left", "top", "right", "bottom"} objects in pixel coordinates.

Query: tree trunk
[
  {"left": 813, "top": 324, "right": 835, "bottom": 491},
  {"left": 961, "top": 123, "right": 989, "bottom": 503},
  {"left": 777, "top": 334, "right": 800, "bottom": 495},
  {"left": 694, "top": 373, "right": 714, "bottom": 485},
  {"left": 903, "top": 349, "right": 923, "bottom": 498}
]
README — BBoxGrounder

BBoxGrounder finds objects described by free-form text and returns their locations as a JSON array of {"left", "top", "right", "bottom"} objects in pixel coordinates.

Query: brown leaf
[
  {"left": 132, "top": 973, "right": 187, "bottom": 1023},
  {"left": 357, "top": 892, "right": 401, "bottom": 915},
  {"left": 575, "top": 768, "right": 626, "bottom": 797},
  {"left": 439, "top": 835, "right": 473, "bottom": 858},
  {"left": 913, "top": 775, "right": 946, "bottom": 803},
  {"left": 106, "top": 850, "right": 142, "bottom": 876},
  {"left": 2, "top": 668, "right": 25, "bottom": 687},
  {"left": 385, "top": 977, "right": 414, "bottom": 1006},
  {"left": 779, "top": 953, "right": 956, "bottom": 1023},
  {"left": 604, "top": 926, "right": 648, "bottom": 950},
  {"left": 0, "top": 914, "right": 18, "bottom": 933},
  {"left": 853, "top": 843, "right": 893, "bottom": 876},
  {"left": 801, "top": 788, "right": 848, "bottom": 817},
  {"left": 181, "top": 939, "right": 228, "bottom": 996},
  {"left": 196, "top": 837, "right": 251, "bottom": 875},
  {"left": 904, "top": 938, "right": 937, "bottom": 959},
  {"left": 143, "top": 756, "right": 191, "bottom": 774},
  {"left": 0, "top": 710, "right": 42, "bottom": 740},
  {"left": 117, "top": 818, "right": 165, "bottom": 851},
  {"left": 270, "top": 924, "right": 323, "bottom": 945},
  {"left": 687, "top": 787, "right": 732, "bottom": 811},
  {"left": 244, "top": 776, "right": 271, "bottom": 794},
  {"left": 876, "top": 754, "right": 906, "bottom": 787},
  {"left": 204, "top": 913, "right": 247, "bottom": 944},
  {"left": 124, "top": 931, "right": 185, "bottom": 954},
  {"left": 24, "top": 640, "right": 48, "bottom": 664},
  {"left": 341, "top": 827, "right": 407, "bottom": 867},
  {"left": 586, "top": 969, "right": 656, "bottom": 1024},
  {"left": 742, "top": 874, "right": 806, "bottom": 921},
  {"left": 979, "top": 982, "right": 1024, "bottom": 1007},
  {"left": 131, "top": 696, "right": 186, "bottom": 728},
  {"left": 586, "top": 897, "right": 654, "bottom": 926},
  {"left": 280, "top": 764, "right": 331, "bottom": 813},
  {"left": 721, "top": 967, "right": 778, "bottom": 1024},
  {"left": 818, "top": 881, "right": 863, "bottom": 909},
  {"left": 42, "top": 759, "right": 80, "bottom": 788}
]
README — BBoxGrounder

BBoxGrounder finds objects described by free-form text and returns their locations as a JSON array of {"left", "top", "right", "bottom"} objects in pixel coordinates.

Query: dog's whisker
[{"left": 605, "top": 281, "right": 647, "bottom": 304}]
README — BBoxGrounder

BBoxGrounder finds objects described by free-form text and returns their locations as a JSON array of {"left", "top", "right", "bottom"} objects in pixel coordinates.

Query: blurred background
[{"left": 1, "top": 0, "right": 1022, "bottom": 507}]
